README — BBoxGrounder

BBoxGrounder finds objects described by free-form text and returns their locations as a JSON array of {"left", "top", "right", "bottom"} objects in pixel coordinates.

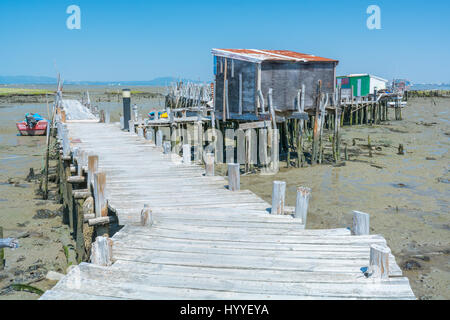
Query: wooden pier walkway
[{"left": 40, "top": 121, "right": 415, "bottom": 300}]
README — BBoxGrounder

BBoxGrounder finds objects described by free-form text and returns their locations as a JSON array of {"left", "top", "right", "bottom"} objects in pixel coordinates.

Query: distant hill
[
  {"left": 0, "top": 75, "right": 204, "bottom": 86},
  {"left": 0, "top": 75, "right": 57, "bottom": 84},
  {"left": 411, "top": 83, "right": 450, "bottom": 90}
]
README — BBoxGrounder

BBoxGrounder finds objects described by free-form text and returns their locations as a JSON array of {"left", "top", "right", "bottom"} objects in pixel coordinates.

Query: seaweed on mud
[
  {"left": 8, "top": 283, "right": 44, "bottom": 295},
  {"left": 33, "top": 209, "right": 62, "bottom": 219}
]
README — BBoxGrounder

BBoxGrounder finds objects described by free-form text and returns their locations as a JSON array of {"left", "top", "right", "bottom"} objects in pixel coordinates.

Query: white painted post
[
  {"left": 294, "top": 186, "right": 311, "bottom": 224},
  {"left": 227, "top": 163, "right": 240, "bottom": 191},
  {"left": 90, "top": 236, "right": 113, "bottom": 266},
  {"left": 271, "top": 181, "right": 286, "bottom": 214},
  {"left": 163, "top": 141, "right": 171, "bottom": 154},
  {"left": 140, "top": 204, "right": 153, "bottom": 227},
  {"left": 352, "top": 210, "right": 370, "bottom": 235},
  {"left": 156, "top": 129, "right": 163, "bottom": 147},
  {"left": 120, "top": 116, "right": 124, "bottom": 130},
  {"left": 370, "top": 244, "right": 391, "bottom": 279},
  {"left": 87, "top": 155, "right": 98, "bottom": 191},
  {"left": 93, "top": 171, "right": 107, "bottom": 218},
  {"left": 205, "top": 152, "right": 215, "bottom": 176},
  {"left": 182, "top": 144, "right": 191, "bottom": 164}
]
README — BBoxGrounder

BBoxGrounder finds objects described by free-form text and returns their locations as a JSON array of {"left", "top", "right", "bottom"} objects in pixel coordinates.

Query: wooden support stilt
[
  {"left": 93, "top": 171, "right": 107, "bottom": 218},
  {"left": 271, "top": 181, "right": 286, "bottom": 215},
  {"left": 294, "top": 186, "right": 311, "bottom": 225},
  {"left": 145, "top": 127, "right": 154, "bottom": 143},
  {"left": 352, "top": 210, "right": 370, "bottom": 235},
  {"left": 227, "top": 163, "right": 240, "bottom": 191},
  {"left": 87, "top": 155, "right": 98, "bottom": 192},
  {"left": 284, "top": 121, "right": 290, "bottom": 168}
]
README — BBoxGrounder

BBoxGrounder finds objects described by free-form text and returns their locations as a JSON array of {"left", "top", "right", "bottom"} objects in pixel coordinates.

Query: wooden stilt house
[{"left": 212, "top": 49, "right": 339, "bottom": 122}]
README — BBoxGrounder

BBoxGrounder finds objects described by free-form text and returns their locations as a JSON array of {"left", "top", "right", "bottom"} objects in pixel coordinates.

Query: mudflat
[{"left": 0, "top": 103, "right": 76, "bottom": 299}]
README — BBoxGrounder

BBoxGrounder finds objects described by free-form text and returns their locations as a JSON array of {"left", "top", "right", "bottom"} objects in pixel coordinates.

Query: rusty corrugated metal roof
[{"left": 212, "top": 48, "right": 338, "bottom": 64}]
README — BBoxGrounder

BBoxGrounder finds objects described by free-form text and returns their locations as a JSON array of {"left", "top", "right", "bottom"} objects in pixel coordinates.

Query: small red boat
[{"left": 16, "top": 119, "right": 48, "bottom": 136}]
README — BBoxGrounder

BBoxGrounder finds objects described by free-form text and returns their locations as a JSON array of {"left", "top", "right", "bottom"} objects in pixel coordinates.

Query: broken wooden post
[
  {"left": 182, "top": 144, "right": 191, "bottom": 164},
  {"left": 205, "top": 152, "right": 215, "bottom": 176},
  {"left": 140, "top": 204, "right": 153, "bottom": 227},
  {"left": 370, "top": 244, "right": 391, "bottom": 279},
  {"left": 93, "top": 171, "right": 107, "bottom": 218},
  {"left": 271, "top": 181, "right": 286, "bottom": 215},
  {"left": 88, "top": 216, "right": 116, "bottom": 227},
  {"left": 99, "top": 110, "right": 105, "bottom": 123},
  {"left": 352, "top": 210, "right": 370, "bottom": 235},
  {"left": 227, "top": 163, "right": 240, "bottom": 191},
  {"left": 61, "top": 109, "right": 66, "bottom": 123},
  {"left": 163, "top": 141, "right": 171, "bottom": 154},
  {"left": 90, "top": 236, "right": 113, "bottom": 266},
  {"left": 87, "top": 155, "right": 98, "bottom": 192},
  {"left": 398, "top": 144, "right": 404, "bottom": 155},
  {"left": 294, "top": 186, "right": 311, "bottom": 225}
]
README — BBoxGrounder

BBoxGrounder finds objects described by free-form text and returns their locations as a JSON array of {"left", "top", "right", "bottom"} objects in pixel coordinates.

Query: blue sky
[{"left": 0, "top": 0, "right": 449, "bottom": 83}]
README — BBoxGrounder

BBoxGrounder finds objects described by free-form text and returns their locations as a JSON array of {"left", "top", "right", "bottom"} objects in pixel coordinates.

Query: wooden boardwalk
[{"left": 40, "top": 122, "right": 415, "bottom": 300}]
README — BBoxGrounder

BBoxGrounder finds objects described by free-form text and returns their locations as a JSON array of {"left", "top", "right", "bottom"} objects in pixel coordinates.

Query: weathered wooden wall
[
  {"left": 261, "top": 62, "right": 336, "bottom": 111},
  {"left": 214, "top": 57, "right": 336, "bottom": 117},
  {"left": 215, "top": 57, "right": 256, "bottom": 114}
]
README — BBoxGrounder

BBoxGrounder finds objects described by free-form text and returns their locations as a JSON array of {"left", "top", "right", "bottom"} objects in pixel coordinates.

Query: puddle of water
[{"left": 0, "top": 182, "right": 29, "bottom": 188}]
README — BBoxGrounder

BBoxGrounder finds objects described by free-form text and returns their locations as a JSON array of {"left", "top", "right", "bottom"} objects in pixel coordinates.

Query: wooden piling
[
  {"left": 93, "top": 171, "right": 107, "bottom": 218},
  {"left": 140, "top": 204, "right": 153, "bottom": 227},
  {"left": 227, "top": 163, "right": 240, "bottom": 191},
  {"left": 205, "top": 152, "right": 215, "bottom": 176},
  {"left": 370, "top": 244, "right": 391, "bottom": 279},
  {"left": 352, "top": 210, "right": 370, "bottom": 235},
  {"left": 75, "top": 198, "right": 86, "bottom": 263},
  {"left": 0, "top": 226, "right": 4, "bottom": 270},
  {"left": 182, "top": 144, "right": 191, "bottom": 164},
  {"left": 271, "top": 181, "right": 286, "bottom": 215},
  {"left": 90, "top": 236, "right": 113, "bottom": 266},
  {"left": 156, "top": 129, "right": 163, "bottom": 147},
  {"left": 294, "top": 186, "right": 311, "bottom": 225},
  {"left": 87, "top": 155, "right": 98, "bottom": 192}
]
